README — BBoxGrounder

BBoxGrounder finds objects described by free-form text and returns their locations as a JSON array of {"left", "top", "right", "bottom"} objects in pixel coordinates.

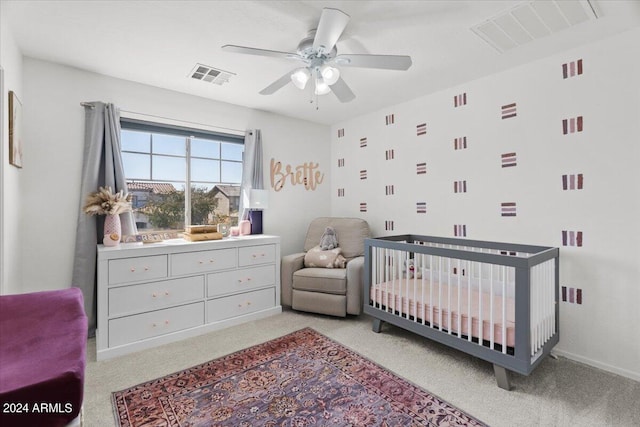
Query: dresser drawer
[
  {"left": 108, "top": 302, "right": 204, "bottom": 347},
  {"left": 108, "top": 255, "right": 168, "bottom": 285},
  {"left": 207, "top": 288, "right": 275, "bottom": 323},
  {"left": 171, "top": 248, "right": 236, "bottom": 276},
  {"left": 207, "top": 265, "right": 275, "bottom": 297},
  {"left": 109, "top": 276, "right": 204, "bottom": 317},
  {"left": 238, "top": 244, "right": 276, "bottom": 267}
]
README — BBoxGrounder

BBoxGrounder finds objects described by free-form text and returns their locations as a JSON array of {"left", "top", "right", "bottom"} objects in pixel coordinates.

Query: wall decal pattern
[
  {"left": 454, "top": 180, "right": 467, "bottom": 193},
  {"left": 501, "top": 152, "right": 517, "bottom": 168},
  {"left": 454, "top": 93, "right": 467, "bottom": 107},
  {"left": 562, "top": 116, "right": 583, "bottom": 134},
  {"left": 330, "top": 33, "right": 640, "bottom": 378},
  {"left": 501, "top": 103, "right": 517, "bottom": 119},
  {"left": 562, "top": 286, "right": 583, "bottom": 304},
  {"left": 332, "top": 58, "right": 594, "bottom": 244},
  {"left": 454, "top": 136, "right": 467, "bottom": 150},
  {"left": 501, "top": 202, "right": 517, "bottom": 217},
  {"left": 562, "top": 173, "right": 584, "bottom": 190},
  {"left": 562, "top": 59, "right": 583, "bottom": 79},
  {"left": 385, "top": 114, "right": 395, "bottom": 125},
  {"left": 385, "top": 149, "right": 395, "bottom": 160},
  {"left": 454, "top": 224, "right": 467, "bottom": 237},
  {"left": 562, "top": 230, "right": 583, "bottom": 247}
]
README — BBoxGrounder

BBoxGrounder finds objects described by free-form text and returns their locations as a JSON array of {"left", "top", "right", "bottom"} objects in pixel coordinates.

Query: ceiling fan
[{"left": 222, "top": 7, "right": 412, "bottom": 103}]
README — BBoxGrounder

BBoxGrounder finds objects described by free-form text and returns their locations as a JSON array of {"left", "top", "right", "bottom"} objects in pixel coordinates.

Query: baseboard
[{"left": 551, "top": 349, "right": 640, "bottom": 382}]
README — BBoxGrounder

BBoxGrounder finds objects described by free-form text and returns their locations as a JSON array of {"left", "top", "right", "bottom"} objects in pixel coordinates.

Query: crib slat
[
  {"left": 481, "top": 256, "right": 486, "bottom": 347},
  {"left": 421, "top": 253, "right": 426, "bottom": 325},
  {"left": 467, "top": 259, "right": 472, "bottom": 342},
  {"left": 438, "top": 255, "right": 443, "bottom": 332},
  {"left": 385, "top": 248, "right": 390, "bottom": 313},
  {"left": 457, "top": 258, "right": 461, "bottom": 338},
  {"left": 489, "top": 264, "right": 496, "bottom": 349},
  {"left": 430, "top": 255, "right": 434, "bottom": 329},
  {"left": 447, "top": 256, "right": 451, "bottom": 335},
  {"left": 501, "top": 265, "right": 507, "bottom": 355}
]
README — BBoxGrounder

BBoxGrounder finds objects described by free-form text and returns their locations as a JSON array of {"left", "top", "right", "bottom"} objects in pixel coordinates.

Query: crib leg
[
  {"left": 372, "top": 318, "right": 384, "bottom": 333},
  {"left": 493, "top": 365, "right": 512, "bottom": 391}
]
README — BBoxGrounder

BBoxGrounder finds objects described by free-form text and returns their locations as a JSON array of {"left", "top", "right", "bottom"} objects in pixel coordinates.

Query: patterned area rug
[{"left": 113, "top": 328, "right": 487, "bottom": 426}]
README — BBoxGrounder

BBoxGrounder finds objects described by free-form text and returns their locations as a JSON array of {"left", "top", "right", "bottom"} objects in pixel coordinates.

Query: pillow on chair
[{"left": 304, "top": 245, "right": 347, "bottom": 268}]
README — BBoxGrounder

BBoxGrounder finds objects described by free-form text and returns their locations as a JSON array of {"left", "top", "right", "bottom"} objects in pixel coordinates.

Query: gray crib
[{"left": 364, "top": 234, "right": 559, "bottom": 390}]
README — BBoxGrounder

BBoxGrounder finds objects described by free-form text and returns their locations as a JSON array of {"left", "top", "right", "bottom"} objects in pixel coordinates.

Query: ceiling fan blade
[
  {"left": 330, "top": 77, "right": 355, "bottom": 103},
  {"left": 313, "top": 8, "right": 350, "bottom": 54},
  {"left": 259, "top": 71, "right": 293, "bottom": 95},
  {"left": 334, "top": 54, "right": 413, "bottom": 70},
  {"left": 222, "top": 45, "right": 302, "bottom": 61}
]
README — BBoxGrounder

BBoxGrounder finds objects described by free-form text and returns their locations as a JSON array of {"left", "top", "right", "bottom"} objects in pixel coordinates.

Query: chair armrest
[
  {"left": 346, "top": 256, "right": 365, "bottom": 315},
  {"left": 281, "top": 252, "right": 306, "bottom": 307}
]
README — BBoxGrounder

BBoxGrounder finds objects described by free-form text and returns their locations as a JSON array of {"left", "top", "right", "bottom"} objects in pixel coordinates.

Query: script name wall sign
[{"left": 270, "top": 158, "right": 324, "bottom": 191}]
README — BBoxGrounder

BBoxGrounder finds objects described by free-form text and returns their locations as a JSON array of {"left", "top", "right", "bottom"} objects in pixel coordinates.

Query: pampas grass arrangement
[{"left": 84, "top": 186, "right": 132, "bottom": 216}]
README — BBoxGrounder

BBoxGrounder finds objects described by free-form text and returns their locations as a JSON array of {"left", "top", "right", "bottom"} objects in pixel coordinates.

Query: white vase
[{"left": 103, "top": 214, "right": 122, "bottom": 246}]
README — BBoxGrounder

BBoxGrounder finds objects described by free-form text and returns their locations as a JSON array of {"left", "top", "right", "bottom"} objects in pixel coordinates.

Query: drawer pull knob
[
  {"left": 152, "top": 293, "right": 157, "bottom": 298},
  {"left": 247, "top": 277, "right": 252, "bottom": 281},
  {"left": 199, "top": 260, "right": 204, "bottom": 264},
  {"left": 247, "top": 301, "right": 251, "bottom": 305},
  {"left": 144, "top": 266, "right": 149, "bottom": 271},
  {"left": 152, "top": 323, "right": 157, "bottom": 327},
  {"left": 130, "top": 267, "right": 136, "bottom": 272},
  {"left": 165, "top": 291, "right": 170, "bottom": 296},
  {"left": 165, "top": 320, "right": 170, "bottom": 325},
  {"left": 209, "top": 259, "right": 215, "bottom": 263},
  {"left": 237, "top": 279, "right": 242, "bottom": 283}
]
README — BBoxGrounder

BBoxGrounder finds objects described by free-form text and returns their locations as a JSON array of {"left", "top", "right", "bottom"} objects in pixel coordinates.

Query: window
[{"left": 120, "top": 118, "right": 244, "bottom": 232}]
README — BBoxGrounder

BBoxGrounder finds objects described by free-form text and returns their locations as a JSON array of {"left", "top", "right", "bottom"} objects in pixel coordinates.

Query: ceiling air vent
[
  {"left": 189, "top": 63, "right": 235, "bottom": 85},
  {"left": 471, "top": 0, "right": 599, "bottom": 53}
]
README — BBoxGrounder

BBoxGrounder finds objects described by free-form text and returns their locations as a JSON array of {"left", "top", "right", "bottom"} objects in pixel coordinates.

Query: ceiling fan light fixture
[
  {"left": 315, "top": 78, "right": 331, "bottom": 95},
  {"left": 320, "top": 64, "right": 340, "bottom": 85},
  {"left": 291, "top": 68, "right": 311, "bottom": 90}
]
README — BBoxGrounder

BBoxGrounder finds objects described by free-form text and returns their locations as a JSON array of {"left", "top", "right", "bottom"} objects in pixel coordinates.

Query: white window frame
[{"left": 120, "top": 113, "right": 244, "bottom": 229}]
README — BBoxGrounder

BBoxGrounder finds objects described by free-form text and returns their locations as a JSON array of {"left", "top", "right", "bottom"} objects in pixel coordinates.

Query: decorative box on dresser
[{"left": 96, "top": 235, "right": 281, "bottom": 360}]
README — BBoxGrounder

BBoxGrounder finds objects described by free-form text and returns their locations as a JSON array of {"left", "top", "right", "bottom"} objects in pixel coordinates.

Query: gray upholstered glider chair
[{"left": 281, "top": 217, "right": 371, "bottom": 317}]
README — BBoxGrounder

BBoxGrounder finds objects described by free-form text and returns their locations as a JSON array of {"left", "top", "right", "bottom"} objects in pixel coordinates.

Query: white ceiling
[{"left": 4, "top": 0, "right": 640, "bottom": 125}]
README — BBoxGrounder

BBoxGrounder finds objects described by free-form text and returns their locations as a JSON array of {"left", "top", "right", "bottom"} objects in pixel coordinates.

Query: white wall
[
  {"left": 331, "top": 28, "right": 640, "bottom": 381},
  {"left": 0, "top": 4, "right": 24, "bottom": 295},
  {"left": 19, "top": 57, "right": 330, "bottom": 292}
]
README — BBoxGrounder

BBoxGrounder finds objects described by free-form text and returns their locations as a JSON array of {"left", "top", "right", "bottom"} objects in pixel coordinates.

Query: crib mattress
[
  {"left": 371, "top": 278, "right": 515, "bottom": 347},
  {"left": 0, "top": 288, "right": 87, "bottom": 427}
]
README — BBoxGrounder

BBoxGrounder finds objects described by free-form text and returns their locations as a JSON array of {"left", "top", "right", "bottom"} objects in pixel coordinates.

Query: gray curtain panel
[
  {"left": 239, "top": 129, "right": 263, "bottom": 220},
  {"left": 71, "top": 102, "right": 136, "bottom": 335}
]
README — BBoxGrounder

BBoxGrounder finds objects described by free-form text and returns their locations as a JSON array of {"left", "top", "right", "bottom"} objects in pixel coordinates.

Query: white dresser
[{"left": 96, "top": 235, "right": 281, "bottom": 360}]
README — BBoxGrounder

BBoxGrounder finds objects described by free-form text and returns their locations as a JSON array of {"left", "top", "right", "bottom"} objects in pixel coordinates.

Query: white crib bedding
[{"left": 370, "top": 277, "right": 516, "bottom": 347}]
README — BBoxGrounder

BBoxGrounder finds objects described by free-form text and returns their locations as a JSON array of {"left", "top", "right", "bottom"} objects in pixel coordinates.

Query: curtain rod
[{"left": 80, "top": 102, "right": 248, "bottom": 135}]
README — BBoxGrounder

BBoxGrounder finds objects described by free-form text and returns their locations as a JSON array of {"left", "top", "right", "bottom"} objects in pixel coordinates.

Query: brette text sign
[{"left": 270, "top": 158, "right": 324, "bottom": 191}]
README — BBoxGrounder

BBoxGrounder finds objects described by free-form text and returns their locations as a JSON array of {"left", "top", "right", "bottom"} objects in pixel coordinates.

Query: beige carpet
[{"left": 85, "top": 309, "right": 640, "bottom": 426}]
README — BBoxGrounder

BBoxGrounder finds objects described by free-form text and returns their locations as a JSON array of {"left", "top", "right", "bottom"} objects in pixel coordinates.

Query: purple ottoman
[{"left": 0, "top": 288, "right": 87, "bottom": 427}]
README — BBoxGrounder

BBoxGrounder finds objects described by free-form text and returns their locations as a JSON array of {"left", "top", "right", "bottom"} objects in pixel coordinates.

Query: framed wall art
[
  {"left": 0, "top": 67, "right": 4, "bottom": 163},
  {"left": 9, "top": 90, "right": 23, "bottom": 168}
]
